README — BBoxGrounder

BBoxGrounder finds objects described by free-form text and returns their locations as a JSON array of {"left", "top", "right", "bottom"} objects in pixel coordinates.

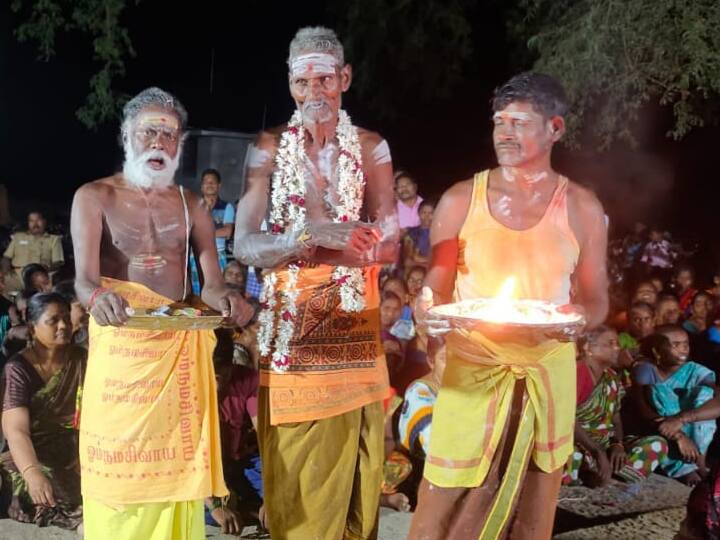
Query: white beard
[
  {"left": 122, "top": 141, "right": 181, "bottom": 189},
  {"left": 301, "top": 99, "right": 334, "bottom": 125}
]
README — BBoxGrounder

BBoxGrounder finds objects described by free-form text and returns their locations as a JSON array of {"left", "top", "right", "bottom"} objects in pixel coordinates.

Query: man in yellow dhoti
[
  {"left": 70, "top": 87, "right": 254, "bottom": 539},
  {"left": 233, "top": 27, "right": 399, "bottom": 540},
  {"left": 408, "top": 72, "right": 609, "bottom": 540}
]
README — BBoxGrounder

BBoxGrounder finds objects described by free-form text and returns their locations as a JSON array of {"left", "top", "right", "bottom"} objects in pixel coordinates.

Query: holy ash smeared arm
[
  {"left": 234, "top": 133, "right": 313, "bottom": 269},
  {"left": 364, "top": 137, "right": 399, "bottom": 263}
]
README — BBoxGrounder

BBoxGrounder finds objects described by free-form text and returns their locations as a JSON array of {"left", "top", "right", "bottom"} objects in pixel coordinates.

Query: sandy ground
[
  {"left": 0, "top": 509, "right": 411, "bottom": 540},
  {"left": 0, "top": 506, "right": 687, "bottom": 540},
  {"left": 0, "top": 474, "right": 693, "bottom": 540}
]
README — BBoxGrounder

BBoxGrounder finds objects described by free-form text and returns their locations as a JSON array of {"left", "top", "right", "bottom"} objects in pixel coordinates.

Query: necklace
[
  {"left": 29, "top": 344, "right": 65, "bottom": 382},
  {"left": 258, "top": 110, "right": 366, "bottom": 372}
]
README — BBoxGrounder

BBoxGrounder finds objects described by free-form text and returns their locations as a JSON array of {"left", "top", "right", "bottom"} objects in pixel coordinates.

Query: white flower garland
[{"left": 259, "top": 110, "right": 367, "bottom": 372}]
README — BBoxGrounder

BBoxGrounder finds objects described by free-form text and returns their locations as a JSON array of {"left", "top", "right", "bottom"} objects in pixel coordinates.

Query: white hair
[
  {"left": 287, "top": 26, "right": 345, "bottom": 67},
  {"left": 120, "top": 87, "right": 187, "bottom": 140}
]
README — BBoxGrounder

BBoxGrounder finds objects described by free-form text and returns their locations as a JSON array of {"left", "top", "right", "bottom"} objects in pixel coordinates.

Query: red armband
[{"left": 88, "top": 287, "right": 109, "bottom": 309}]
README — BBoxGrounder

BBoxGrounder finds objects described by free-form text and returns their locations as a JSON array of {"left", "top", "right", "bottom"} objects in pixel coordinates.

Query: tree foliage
[
  {"left": 330, "top": 0, "right": 475, "bottom": 118},
  {"left": 11, "top": 0, "right": 720, "bottom": 147},
  {"left": 511, "top": 0, "right": 720, "bottom": 148},
  {"left": 11, "top": 0, "right": 136, "bottom": 129}
]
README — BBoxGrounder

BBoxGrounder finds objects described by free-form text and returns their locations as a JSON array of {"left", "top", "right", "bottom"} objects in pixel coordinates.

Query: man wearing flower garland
[
  {"left": 233, "top": 27, "right": 399, "bottom": 540},
  {"left": 408, "top": 73, "right": 609, "bottom": 539}
]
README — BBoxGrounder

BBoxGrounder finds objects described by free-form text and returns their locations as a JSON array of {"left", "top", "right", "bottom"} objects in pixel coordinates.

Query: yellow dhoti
[
  {"left": 422, "top": 334, "right": 576, "bottom": 538},
  {"left": 80, "top": 278, "right": 227, "bottom": 539},
  {"left": 83, "top": 499, "right": 204, "bottom": 540}
]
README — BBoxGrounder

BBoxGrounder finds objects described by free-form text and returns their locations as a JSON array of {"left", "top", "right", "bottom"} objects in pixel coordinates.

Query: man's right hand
[
  {"left": 90, "top": 290, "right": 131, "bottom": 326},
  {"left": 308, "top": 221, "right": 380, "bottom": 257}
]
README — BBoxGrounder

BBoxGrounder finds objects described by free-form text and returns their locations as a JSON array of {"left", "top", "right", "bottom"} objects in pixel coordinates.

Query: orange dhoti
[{"left": 258, "top": 264, "right": 390, "bottom": 540}]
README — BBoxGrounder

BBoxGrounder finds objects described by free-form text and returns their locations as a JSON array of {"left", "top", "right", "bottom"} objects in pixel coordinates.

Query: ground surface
[{"left": 0, "top": 475, "right": 692, "bottom": 539}]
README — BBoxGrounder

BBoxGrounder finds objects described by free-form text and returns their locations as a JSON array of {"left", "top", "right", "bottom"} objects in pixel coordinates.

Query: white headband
[{"left": 290, "top": 53, "right": 338, "bottom": 77}]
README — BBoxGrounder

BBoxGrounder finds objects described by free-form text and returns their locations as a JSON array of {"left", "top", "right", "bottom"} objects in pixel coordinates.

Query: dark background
[{"left": 2, "top": 2, "right": 719, "bottom": 259}]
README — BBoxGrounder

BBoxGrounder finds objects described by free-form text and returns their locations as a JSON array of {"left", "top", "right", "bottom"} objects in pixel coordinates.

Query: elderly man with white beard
[{"left": 71, "top": 87, "right": 254, "bottom": 539}]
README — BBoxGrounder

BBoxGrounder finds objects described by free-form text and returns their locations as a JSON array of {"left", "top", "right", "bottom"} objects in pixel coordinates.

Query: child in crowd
[
  {"left": 619, "top": 302, "right": 655, "bottom": 353},
  {"left": 380, "top": 291, "right": 406, "bottom": 387},
  {"left": 402, "top": 200, "right": 434, "bottom": 270},
  {"left": 564, "top": 326, "right": 668, "bottom": 487},
  {"left": 382, "top": 277, "right": 412, "bottom": 322},
  {"left": 21, "top": 263, "right": 51, "bottom": 295},
  {"left": 632, "top": 280, "right": 659, "bottom": 307},
  {"left": 674, "top": 265, "right": 697, "bottom": 313},
  {"left": 405, "top": 266, "right": 426, "bottom": 310},
  {"left": 631, "top": 325, "right": 717, "bottom": 485},
  {"left": 655, "top": 294, "right": 682, "bottom": 326},
  {"left": 684, "top": 292, "right": 712, "bottom": 335},
  {"left": 224, "top": 260, "right": 248, "bottom": 293}
]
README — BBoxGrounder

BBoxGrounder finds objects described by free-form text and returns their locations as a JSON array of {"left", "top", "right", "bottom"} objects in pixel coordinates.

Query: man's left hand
[
  {"left": 544, "top": 304, "right": 586, "bottom": 342},
  {"left": 218, "top": 290, "right": 255, "bottom": 327}
]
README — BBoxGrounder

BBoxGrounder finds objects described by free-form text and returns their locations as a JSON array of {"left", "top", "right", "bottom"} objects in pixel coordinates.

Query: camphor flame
[{"left": 485, "top": 277, "right": 517, "bottom": 322}]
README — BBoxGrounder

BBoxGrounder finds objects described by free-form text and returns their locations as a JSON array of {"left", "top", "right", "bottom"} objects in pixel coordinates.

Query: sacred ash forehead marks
[
  {"left": 290, "top": 53, "right": 338, "bottom": 78},
  {"left": 135, "top": 111, "right": 180, "bottom": 131}
]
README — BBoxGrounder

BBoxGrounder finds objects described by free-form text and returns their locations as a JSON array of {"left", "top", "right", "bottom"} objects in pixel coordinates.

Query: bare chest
[
  {"left": 102, "top": 190, "right": 188, "bottom": 255},
  {"left": 297, "top": 141, "right": 369, "bottom": 222}
]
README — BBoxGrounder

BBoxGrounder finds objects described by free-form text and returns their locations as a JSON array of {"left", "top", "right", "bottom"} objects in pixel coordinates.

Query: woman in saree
[
  {"left": 563, "top": 325, "right": 669, "bottom": 486},
  {"left": 0, "top": 292, "right": 85, "bottom": 530},
  {"left": 631, "top": 325, "right": 717, "bottom": 485}
]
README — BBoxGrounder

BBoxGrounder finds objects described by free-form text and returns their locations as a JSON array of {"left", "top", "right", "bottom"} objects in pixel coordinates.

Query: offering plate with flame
[{"left": 428, "top": 277, "right": 585, "bottom": 334}]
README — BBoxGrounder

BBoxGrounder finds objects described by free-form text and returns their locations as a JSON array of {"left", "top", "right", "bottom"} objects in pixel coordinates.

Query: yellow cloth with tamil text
[{"left": 79, "top": 278, "right": 228, "bottom": 506}]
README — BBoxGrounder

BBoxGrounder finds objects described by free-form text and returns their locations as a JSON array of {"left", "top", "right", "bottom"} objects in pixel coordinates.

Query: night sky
[{"left": 3, "top": 1, "right": 719, "bottom": 261}]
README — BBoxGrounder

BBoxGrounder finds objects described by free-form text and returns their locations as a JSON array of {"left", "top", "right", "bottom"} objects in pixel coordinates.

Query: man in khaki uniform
[{"left": 2, "top": 211, "right": 64, "bottom": 292}]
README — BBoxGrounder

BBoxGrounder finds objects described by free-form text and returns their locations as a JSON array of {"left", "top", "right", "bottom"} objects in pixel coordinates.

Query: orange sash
[{"left": 260, "top": 264, "right": 389, "bottom": 424}]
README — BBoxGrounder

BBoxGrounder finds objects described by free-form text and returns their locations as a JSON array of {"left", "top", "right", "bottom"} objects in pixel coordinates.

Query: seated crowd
[{"left": 1, "top": 185, "right": 720, "bottom": 537}]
